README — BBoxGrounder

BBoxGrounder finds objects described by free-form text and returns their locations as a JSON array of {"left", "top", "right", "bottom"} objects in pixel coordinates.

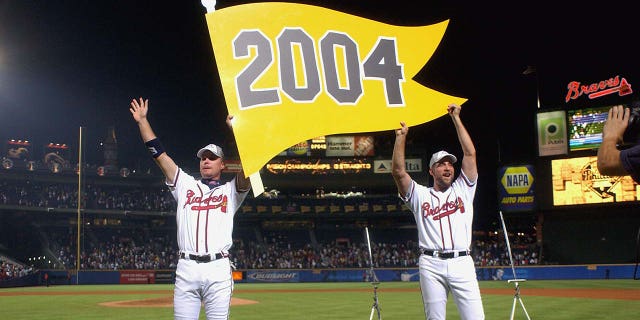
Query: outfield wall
[
  {"left": 241, "top": 264, "right": 636, "bottom": 283},
  {"left": 4, "top": 264, "right": 635, "bottom": 287}
]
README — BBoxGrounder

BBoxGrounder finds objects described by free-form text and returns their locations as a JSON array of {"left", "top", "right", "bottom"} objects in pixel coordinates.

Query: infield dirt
[{"left": 4, "top": 287, "right": 634, "bottom": 308}]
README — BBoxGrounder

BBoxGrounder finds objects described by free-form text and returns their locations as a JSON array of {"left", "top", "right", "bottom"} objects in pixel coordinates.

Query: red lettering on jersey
[
  {"left": 457, "top": 196, "right": 465, "bottom": 213},
  {"left": 421, "top": 197, "right": 464, "bottom": 220},
  {"left": 185, "top": 189, "right": 228, "bottom": 212}
]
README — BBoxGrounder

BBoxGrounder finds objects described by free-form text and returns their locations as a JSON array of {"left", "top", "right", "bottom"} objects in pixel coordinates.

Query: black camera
[{"left": 622, "top": 103, "right": 640, "bottom": 147}]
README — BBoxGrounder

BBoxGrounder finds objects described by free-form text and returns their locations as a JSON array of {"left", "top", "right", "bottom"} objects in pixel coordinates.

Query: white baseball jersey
[
  {"left": 168, "top": 167, "right": 248, "bottom": 270},
  {"left": 401, "top": 170, "right": 476, "bottom": 251}
]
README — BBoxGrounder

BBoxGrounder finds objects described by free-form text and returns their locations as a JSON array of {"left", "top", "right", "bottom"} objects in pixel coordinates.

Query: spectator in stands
[
  {"left": 129, "top": 97, "right": 250, "bottom": 320},
  {"left": 391, "top": 103, "right": 485, "bottom": 319},
  {"left": 597, "top": 104, "right": 640, "bottom": 182}
]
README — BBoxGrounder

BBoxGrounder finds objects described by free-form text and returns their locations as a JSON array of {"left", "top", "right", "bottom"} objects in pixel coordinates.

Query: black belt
[
  {"left": 423, "top": 249, "right": 470, "bottom": 259},
  {"left": 179, "top": 252, "right": 228, "bottom": 263}
]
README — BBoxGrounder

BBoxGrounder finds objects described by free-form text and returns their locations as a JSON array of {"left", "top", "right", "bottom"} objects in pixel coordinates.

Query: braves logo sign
[
  {"left": 421, "top": 196, "right": 465, "bottom": 220},
  {"left": 184, "top": 190, "right": 228, "bottom": 212},
  {"left": 565, "top": 75, "right": 632, "bottom": 102}
]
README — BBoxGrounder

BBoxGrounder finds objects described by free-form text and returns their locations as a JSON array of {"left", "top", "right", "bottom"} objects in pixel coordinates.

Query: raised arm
[
  {"left": 448, "top": 103, "right": 477, "bottom": 181},
  {"left": 392, "top": 121, "right": 412, "bottom": 197},
  {"left": 597, "top": 105, "right": 629, "bottom": 176},
  {"left": 129, "top": 97, "right": 178, "bottom": 184},
  {"left": 226, "top": 115, "right": 251, "bottom": 192}
]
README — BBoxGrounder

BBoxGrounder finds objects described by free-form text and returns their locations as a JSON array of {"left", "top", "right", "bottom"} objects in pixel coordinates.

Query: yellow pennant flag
[{"left": 204, "top": 2, "right": 466, "bottom": 176}]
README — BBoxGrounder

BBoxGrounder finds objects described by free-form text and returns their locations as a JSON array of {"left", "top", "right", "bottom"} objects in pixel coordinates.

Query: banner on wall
[
  {"left": 498, "top": 165, "right": 535, "bottom": 212},
  {"left": 119, "top": 271, "right": 155, "bottom": 284},
  {"left": 246, "top": 270, "right": 299, "bottom": 283},
  {"left": 536, "top": 110, "right": 568, "bottom": 156},
  {"left": 326, "top": 136, "right": 374, "bottom": 157},
  {"left": 154, "top": 271, "right": 175, "bottom": 284},
  {"left": 277, "top": 141, "right": 311, "bottom": 157},
  {"left": 203, "top": 2, "right": 466, "bottom": 178},
  {"left": 373, "top": 158, "right": 422, "bottom": 173},
  {"left": 264, "top": 158, "right": 372, "bottom": 174}
]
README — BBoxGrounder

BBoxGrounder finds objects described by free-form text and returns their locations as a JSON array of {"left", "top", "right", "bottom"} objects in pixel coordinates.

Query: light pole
[{"left": 522, "top": 65, "right": 540, "bottom": 109}]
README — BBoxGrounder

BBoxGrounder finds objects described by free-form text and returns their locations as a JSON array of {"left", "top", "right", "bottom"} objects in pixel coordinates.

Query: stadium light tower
[{"left": 522, "top": 65, "right": 540, "bottom": 109}]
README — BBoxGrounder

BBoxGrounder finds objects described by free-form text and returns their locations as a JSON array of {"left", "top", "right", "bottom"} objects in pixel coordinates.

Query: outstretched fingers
[{"left": 129, "top": 97, "right": 149, "bottom": 121}]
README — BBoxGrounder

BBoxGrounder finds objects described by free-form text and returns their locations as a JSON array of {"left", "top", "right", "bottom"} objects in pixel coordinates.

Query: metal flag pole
[
  {"left": 499, "top": 211, "right": 532, "bottom": 320},
  {"left": 76, "top": 126, "right": 84, "bottom": 285},
  {"left": 634, "top": 225, "right": 640, "bottom": 280},
  {"left": 365, "top": 227, "right": 381, "bottom": 320}
]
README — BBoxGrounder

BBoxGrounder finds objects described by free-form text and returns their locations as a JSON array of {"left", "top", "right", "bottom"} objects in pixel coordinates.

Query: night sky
[{"left": 1, "top": 1, "right": 637, "bottom": 225}]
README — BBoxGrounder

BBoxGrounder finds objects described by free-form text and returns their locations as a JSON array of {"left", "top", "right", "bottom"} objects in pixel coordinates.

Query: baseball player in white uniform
[
  {"left": 392, "top": 103, "right": 484, "bottom": 320},
  {"left": 130, "top": 97, "right": 250, "bottom": 320}
]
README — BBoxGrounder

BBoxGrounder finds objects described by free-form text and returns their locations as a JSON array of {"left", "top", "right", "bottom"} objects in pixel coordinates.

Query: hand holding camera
[{"left": 623, "top": 105, "right": 640, "bottom": 147}]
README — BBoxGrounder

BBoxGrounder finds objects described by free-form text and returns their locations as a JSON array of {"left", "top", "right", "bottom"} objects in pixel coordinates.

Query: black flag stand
[
  {"left": 365, "top": 227, "right": 382, "bottom": 320},
  {"left": 499, "top": 211, "right": 532, "bottom": 320},
  {"left": 634, "top": 225, "right": 640, "bottom": 280}
]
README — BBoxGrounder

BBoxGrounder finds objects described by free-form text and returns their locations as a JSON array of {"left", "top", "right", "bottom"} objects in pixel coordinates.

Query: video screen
[
  {"left": 567, "top": 106, "right": 610, "bottom": 151},
  {"left": 551, "top": 156, "right": 639, "bottom": 206}
]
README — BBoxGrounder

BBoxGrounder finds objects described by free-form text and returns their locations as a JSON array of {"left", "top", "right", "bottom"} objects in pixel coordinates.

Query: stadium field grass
[{"left": 0, "top": 279, "right": 638, "bottom": 319}]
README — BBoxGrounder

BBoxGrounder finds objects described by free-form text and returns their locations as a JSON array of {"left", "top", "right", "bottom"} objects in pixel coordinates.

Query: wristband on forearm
[{"left": 145, "top": 138, "right": 165, "bottom": 158}]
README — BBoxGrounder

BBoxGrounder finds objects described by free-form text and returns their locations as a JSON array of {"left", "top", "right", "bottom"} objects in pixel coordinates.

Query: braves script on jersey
[{"left": 402, "top": 171, "right": 475, "bottom": 251}]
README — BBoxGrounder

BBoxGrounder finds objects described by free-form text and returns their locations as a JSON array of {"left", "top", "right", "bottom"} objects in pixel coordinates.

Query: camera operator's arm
[{"left": 597, "top": 105, "right": 630, "bottom": 176}]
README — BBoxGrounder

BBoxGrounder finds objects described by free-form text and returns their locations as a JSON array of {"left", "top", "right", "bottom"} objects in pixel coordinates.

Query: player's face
[
  {"left": 199, "top": 151, "right": 224, "bottom": 179},
  {"left": 430, "top": 160, "right": 455, "bottom": 191}
]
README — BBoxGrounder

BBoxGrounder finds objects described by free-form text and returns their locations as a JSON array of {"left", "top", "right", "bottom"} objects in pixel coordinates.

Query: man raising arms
[
  {"left": 392, "top": 103, "right": 484, "bottom": 320},
  {"left": 130, "top": 97, "right": 250, "bottom": 320}
]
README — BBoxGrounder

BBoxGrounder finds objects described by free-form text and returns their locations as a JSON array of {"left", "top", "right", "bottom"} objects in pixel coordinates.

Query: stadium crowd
[
  {"left": 1, "top": 175, "right": 541, "bottom": 279},
  {"left": 0, "top": 180, "right": 396, "bottom": 214},
  {"left": 0, "top": 257, "right": 34, "bottom": 280},
  {"left": 0, "top": 180, "right": 175, "bottom": 212},
  {"left": 42, "top": 229, "right": 539, "bottom": 271}
]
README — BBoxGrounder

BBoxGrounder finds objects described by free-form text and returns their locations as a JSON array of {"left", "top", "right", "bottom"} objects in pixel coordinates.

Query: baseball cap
[
  {"left": 429, "top": 150, "right": 457, "bottom": 168},
  {"left": 196, "top": 144, "right": 224, "bottom": 159}
]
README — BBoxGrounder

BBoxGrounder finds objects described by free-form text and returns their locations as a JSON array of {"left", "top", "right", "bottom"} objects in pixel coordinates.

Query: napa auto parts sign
[{"left": 498, "top": 165, "right": 535, "bottom": 212}]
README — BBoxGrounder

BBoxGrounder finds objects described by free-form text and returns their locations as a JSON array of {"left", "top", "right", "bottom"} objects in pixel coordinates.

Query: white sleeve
[
  {"left": 398, "top": 180, "right": 415, "bottom": 202},
  {"left": 228, "top": 176, "right": 249, "bottom": 214}
]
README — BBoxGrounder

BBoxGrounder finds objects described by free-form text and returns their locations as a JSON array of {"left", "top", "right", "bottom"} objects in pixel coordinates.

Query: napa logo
[{"left": 501, "top": 166, "right": 534, "bottom": 195}]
